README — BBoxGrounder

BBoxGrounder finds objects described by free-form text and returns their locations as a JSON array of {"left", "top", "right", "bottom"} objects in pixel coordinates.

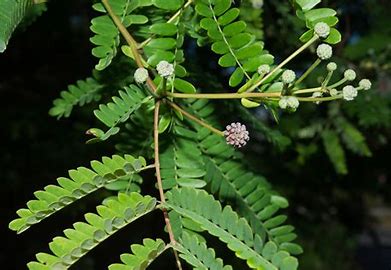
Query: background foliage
[{"left": 1, "top": 0, "right": 390, "bottom": 269}]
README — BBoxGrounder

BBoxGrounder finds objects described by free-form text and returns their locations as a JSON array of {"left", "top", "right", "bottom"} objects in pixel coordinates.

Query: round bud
[
  {"left": 278, "top": 97, "right": 288, "bottom": 110},
  {"left": 287, "top": 96, "right": 300, "bottom": 110},
  {"left": 327, "top": 62, "right": 337, "bottom": 71},
  {"left": 329, "top": 89, "right": 339, "bottom": 96},
  {"left": 134, "top": 67, "right": 149, "bottom": 84},
  {"left": 344, "top": 69, "right": 356, "bottom": 81},
  {"left": 312, "top": 92, "right": 323, "bottom": 98},
  {"left": 156, "top": 61, "right": 174, "bottom": 78},
  {"left": 359, "top": 79, "right": 372, "bottom": 90},
  {"left": 342, "top": 85, "right": 358, "bottom": 101},
  {"left": 281, "top": 69, "right": 296, "bottom": 84},
  {"left": 257, "top": 64, "right": 270, "bottom": 75},
  {"left": 224, "top": 122, "right": 250, "bottom": 148},
  {"left": 316, "top": 44, "right": 333, "bottom": 60},
  {"left": 314, "top": 22, "right": 330, "bottom": 38},
  {"left": 251, "top": 0, "right": 264, "bottom": 9}
]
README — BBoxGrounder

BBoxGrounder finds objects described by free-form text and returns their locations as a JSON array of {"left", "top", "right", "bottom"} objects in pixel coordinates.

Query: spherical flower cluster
[
  {"left": 344, "top": 69, "right": 356, "bottom": 81},
  {"left": 134, "top": 67, "right": 149, "bottom": 84},
  {"left": 316, "top": 44, "right": 333, "bottom": 60},
  {"left": 257, "top": 64, "right": 270, "bottom": 75},
  {"left": 327, "top": 62, "right": 337, "bottom": 72},
  {"left": 279, "top": 96, "right": 300, "bottom": 110},
  {"left": 281, "top": 69, "right": 296, "bottom": 84},
  {"left": 251, "top": 0, "right": 264, "bottom": 9},
  {"left": 156, "top": 61, "right": 174, "bottom": 78},
  {"left": 329, "top": 88, "right": 339, "bottom": 96},
  {"left": 224, "top": 122, "right": 250, "bottom": 148},
  {"left": 314, "top": 22, "right": 330, "bottom": 38},
  {"left": 342, "top": 85, "right": 358, "bottom": 101},
  {"left": 359, "top": 79, "right": 372, "bottom": 90}
]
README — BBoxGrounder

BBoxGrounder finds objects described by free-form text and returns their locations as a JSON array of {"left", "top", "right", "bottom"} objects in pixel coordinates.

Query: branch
[
  {"left": 166, "top": 92, "right": 281, "bottom": 99},
  {"left": 154, "top": 101, "right": 183, "bottom": 270}
]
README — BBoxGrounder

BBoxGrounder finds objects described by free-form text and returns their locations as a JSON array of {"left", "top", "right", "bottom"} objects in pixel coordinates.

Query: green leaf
[
  {"left": 174, "top": 78, "right": 197, "bottom": 93},
  {"left": 150, "top": 23, "right": 178, "bottom": 36},
  {"left": 324, "top": 28, "right": 342, "bottom": 44},
  {"left": 296, "top": 0, "right": 321, "bottom": 11},
  {"left": 322, "top": 129, "right": 347, "bottom": 174},
  {"left": 153, "top": 0, "right": 183, "bottom": 10},
  {"left": 158, "top": 114, "right": 172, "bottom": 134}
]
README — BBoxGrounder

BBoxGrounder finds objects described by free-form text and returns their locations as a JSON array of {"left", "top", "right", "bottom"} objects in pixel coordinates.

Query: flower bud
[
  {"left": 344, "top": 69, "right": 356, "bottom": 81},
  {"left": 329, "top": 89, "right": 339, "bottom": 96},
  {"left": 281, "top": 69, "right": 296, "bottom": 84},
  {"left": 157, "top": 61, "right": 174, "bottom": 78},
  {"left": 314, "top": 22, "right": 330, "bottom": 38},
  {"left": 316, "top": 44, "right": 333, "bottom": 60},
  {"left": 251, "top": 0, "right": 264, "bottom": 9},
  {"left": 327, "top": 62, "right": 337, "bottom": 72},
  {"left": 287, "top": 96, "right": 300, "bottom": 110},
  {"left": 134, "top": 67, "right": 149, "bottom": 83},
  {"left": 342, "top": 85, "right": 358, "bottom": 101},
  {"left": 224, "top": 122, "right": 250, "bottom": 148},
  {"left": 359, "top": 79, "right": 372, "bottom": 90},
  {"left": 257, "top": 64, "right": 270, "bottom": 75}
]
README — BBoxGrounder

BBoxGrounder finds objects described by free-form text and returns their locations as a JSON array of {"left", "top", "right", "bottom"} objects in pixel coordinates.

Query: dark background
[{"left": 1, "top": 0, "right": 390, "bottom": 269}]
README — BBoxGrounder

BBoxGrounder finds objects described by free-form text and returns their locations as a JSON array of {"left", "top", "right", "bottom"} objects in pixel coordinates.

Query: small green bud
[
  {"left": 344, "top": 69, "right": 356, "bottom": 81},
  {"left": 134, "top": 67, "right": 149, "bottom": 83},
  {"left": 359, "top": 79, "right": 372, "bottom": 90},
  {"left": 257, "top": 64, "right": 270, "bottom": 75},
  {"left": 327, "top": 62, "right": 337, "bottom": 71},
  {"left": 329, "top": 89, "right": 339, "bottom": 96}
]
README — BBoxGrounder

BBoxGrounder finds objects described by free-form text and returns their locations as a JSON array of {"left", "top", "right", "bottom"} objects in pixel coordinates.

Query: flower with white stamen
[
  {"left": 359, "top": 79, "right": 372, "bottom": 90},
  {"left": 257, "top": 64, "right": 270, "bottom": 75},
  {"left": 317, "top": 44, "right": 333, "bottom": 60},
  {"left": 224, "top": 122, "right": 250, "bottom": 148},
  {"left": 156, "top": 61, "right": 174, "bottom": 78},
  {"left": 281, "top": 70, "right": 296, "bottom": 84},
  {"left": 314, "top": 22, "right": 330, "bottom": 38},
  {"left": 134, "top": 67, "right": 149, "bottom": 84},
  {"left": 342, "top": 85, "right": 358, "bottom": 101}
]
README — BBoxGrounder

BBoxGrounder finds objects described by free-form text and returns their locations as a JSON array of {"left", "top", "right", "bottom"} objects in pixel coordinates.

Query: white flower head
[
  {"left": 329, "top": 88, "right": 339, "bottom": 96},
  {"left": 344, "top": 69, "right": 356, "bottom": 81},
  {"left": 359, "top": 79, "right": 372, "bottom": 90},
  {"left": 316, "top": 44, "right": 333, "bottom": 60},
  {"left": 257, "top": 64, "right": 270, "bottom": 75},
  {"left": 224, "top": 122, "right": 250, "bottom": 148},
  {"left": 327, "top": 62, "right": 337, "bottom": 72},
  {"left": 251, "top": 0, "right": 264, "bottom": 9},
  {"left": 314, "top": 22, "right": 330, "bottom": 38},
  {"left": 279, "top": 97, "right": 288, "bottom": 109},
  {"left": 342, "top": 85, "right": 358, "bottom": 101},
  {"left": 156, "top": 60, "right": 174, "bottom": 78},
  {"left": 281, "top": 69, "right": 296, "bottom": 84},
  {"left": 287, "top": 96, "right": 300, "bottom": 110},
  {"left": 134, "top": 67, "right": 149, "bottom": 84}
]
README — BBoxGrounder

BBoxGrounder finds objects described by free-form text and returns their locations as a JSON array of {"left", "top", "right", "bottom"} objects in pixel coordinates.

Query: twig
[{"left": 166, "top": 92, "right": 281, "bottom": 99}]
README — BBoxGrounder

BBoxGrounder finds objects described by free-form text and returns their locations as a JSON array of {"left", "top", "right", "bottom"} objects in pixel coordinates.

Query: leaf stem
[
  {"left": 166, "top": 100, "right": 224, "bottom": 136},
  {"left": 166, "top": 92, "right": 281, "bottom": 99},
  {"left": 295, "top": 58, "right": 321, "bottom": 85},
  {"left": 154, "top": 101, "right": 183, "bottom": 270},
  {"left": 296, "top": 95, "right": 342, "bottom": 102},
  {"left": 248, "top": 35, "right": 319, "bottom": 92}
]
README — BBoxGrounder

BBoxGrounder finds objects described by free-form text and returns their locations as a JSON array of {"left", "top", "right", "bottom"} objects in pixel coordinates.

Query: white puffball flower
[
  {"left": 251, "top": 0, "right": 264, "bottom": 9},
  {"left": 134, "top": 67, "right": 149, "bottom": 84},
  {"left": 342, "top": 85, "right": 358, "bottom": 101},
  {"left": 344, "top": 69, "right": 357, "bottom": 81},
  {"left": 257, "top": 64, "right": 270, "bottom": 75},
  {"left": 281, "top": 69, "right": 296, "bottom": 84},
  {"left": 156, "top": 61, "right": 174, "bottom": 78},
  {"left": 224, "top": 122, "right": 250, "bottom": 148},
  {"left": 287, "top": 96, "right": 300, "bottom": 110},
  {"left": 316, "top": 44, "right": 333, "bottom": 60},
  {"left": 314, "top": 22, "right": 330, "bottom": 38},
  {"left": 330, "top": 89, "right": 339, "bottom": 96},
  {"left": 327, "top": 62, "right": 337, "bottom": 72},
  {"left": 359, "top": 79, "right": 372, "bottom": 90},
  {"left": 279, "top": 97, "right": 288, "bottom": 109}
]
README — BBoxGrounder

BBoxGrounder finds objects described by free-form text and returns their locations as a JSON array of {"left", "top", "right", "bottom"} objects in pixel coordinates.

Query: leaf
[
  {"left": 322, "top": 129, "right": 347, "bottom": 174},
  {"left": 0, "top": 0, "right": 33, "bottom": 53},
  {"left": 296, "top": 0, "right": 321, "bottom": 11},
  {"left": 27, "top": 193, "right": 156, "bottom": 269},
  {"left": 174, "top": 78, "right": 197, "bottom": 93},
  {"left": 9, "top": 155, "right": 148, "bottom": 233},
  {"left": 175, "top": 232, "right": 233, "bottom": 270},
  {"left": 49, "top": 78, "right": 103, "bottom": 119},
  {"left": 109, "top": 239, "right": 166, "bottom": 270},
  {"left": 153, "top": 0, "right": 183, "bottom": 10}
]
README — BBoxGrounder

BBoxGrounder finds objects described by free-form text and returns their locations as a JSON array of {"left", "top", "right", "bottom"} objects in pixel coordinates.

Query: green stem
[
  {"left": 297, "top": 95, "right": 342, "bottom": 102},
  {"left": 166, "top": 92, "right": 281, "bottom": 99},
  {"left": 329, "top": 78, "right": 348, "bottom": 89},
  {"left": 166, "top": 100, "right": 224, "bottom": 136},
  {"left": 321, "top": 70, "right": 334, "bottom": 90},
  {"left": 293, "top": 87, "right": 325, "bottom": 94},
  {"left": 247, "top": 35, "right": 319, "bottom": 92},
  {"left": 295, "top": 58, "right": 321, "bottom": 85}
]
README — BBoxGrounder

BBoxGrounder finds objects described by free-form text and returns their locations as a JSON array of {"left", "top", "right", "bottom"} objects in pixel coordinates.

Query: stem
[
  {"left": 138, "top": 0, "right": 194, "bottom": 49},
  {"left": 166, "top": 100, "right": 224, "bottom": 136},
  {"left": 248, "top": 35, "right": 319, "bottom": 92},
  {"left": 295, "top": 58, "right": 321, "bottom": 85},
  {"left": 293, "top": 87, "right": 325, "bottom": 94},
  {"left": 329, "top": 78, "right": 348, "bottom": 89},
  {"left": 154, "top": 101, "right": 183, "bottom": 270},
  {"left": 166, "top": 92, "right": 281, "bottom": 99},
  {"left": 297, "top": 95, "right": 342, "bottom": 102},
  {"left": 102, "top": 0, "right": 157, "bottom": 92}
]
